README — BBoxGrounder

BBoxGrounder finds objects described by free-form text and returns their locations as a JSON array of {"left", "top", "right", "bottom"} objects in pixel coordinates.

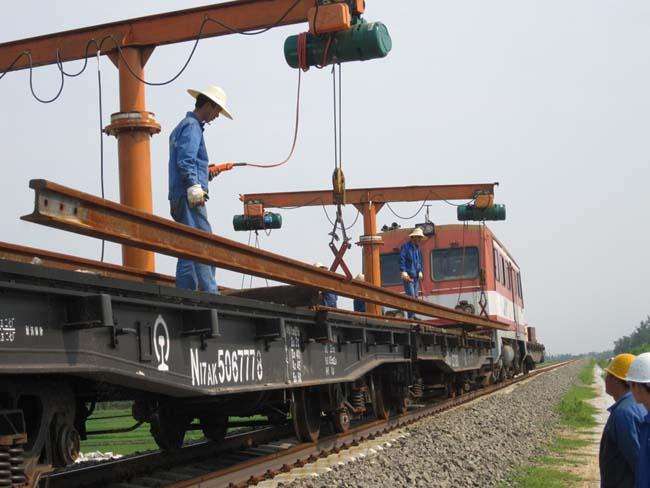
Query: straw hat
[
  {"left": 409, "top": 227, "right": 426, "bottom": 239},
  {"left": 187, "top": 85, "right": 233, "bottom": 120}
]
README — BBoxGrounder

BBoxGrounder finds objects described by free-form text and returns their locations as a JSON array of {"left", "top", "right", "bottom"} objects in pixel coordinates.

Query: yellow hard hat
[{"left": 605, "top": 353, "right": 636, "bottom": 380}]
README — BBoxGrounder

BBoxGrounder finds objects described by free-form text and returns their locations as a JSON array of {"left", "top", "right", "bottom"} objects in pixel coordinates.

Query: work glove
[
  {"left": 401, "top": 271, "right": 411, "bottom": 282},
  {"left": 418, "top": 271, "right": 423, "bottom": 281},
  {"left": 187, "top": 184, "right": 208, "bottom": 207}
]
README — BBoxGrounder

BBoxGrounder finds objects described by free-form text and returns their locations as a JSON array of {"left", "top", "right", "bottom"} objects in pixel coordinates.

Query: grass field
[{"left": 80, "top": 407, "right": 205, "bottom": 455}]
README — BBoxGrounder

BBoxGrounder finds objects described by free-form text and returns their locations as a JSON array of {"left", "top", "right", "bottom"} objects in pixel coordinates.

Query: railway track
[{"left": 40, "top": 360, "right": 573, "bottom": 488}]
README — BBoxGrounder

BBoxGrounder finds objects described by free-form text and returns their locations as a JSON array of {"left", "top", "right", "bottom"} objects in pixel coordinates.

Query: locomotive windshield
[{"left": 431, "top": 247, "right": 479, "bottom": 281}]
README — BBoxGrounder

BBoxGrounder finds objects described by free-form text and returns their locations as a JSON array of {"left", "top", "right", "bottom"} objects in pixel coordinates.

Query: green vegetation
[
  {"left": 80, "top": 407, "right": 205, "bottom": 455},
  {"left": 503, "top": 360, "right": 597, "bottom": 487},
  {"left": 506, "top": 466, "right": 582, "bottom": 488},
  {"left": 614, "top": 316, "right": 650, "bottom": 355},
  {"left": 555, "top": 360, "right": 597, "bottom": 430}
]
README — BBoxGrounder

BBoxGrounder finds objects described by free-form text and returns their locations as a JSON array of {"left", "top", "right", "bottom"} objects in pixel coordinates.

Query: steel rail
[
  {"left": 23, "top": 179, "right": 508, "bottom": 330},
  {"left": 166, "top": 360, "right": 575, "bottom": 487},
  {"left": 0, "top": 240, "right": 175, "bottom": 285}
]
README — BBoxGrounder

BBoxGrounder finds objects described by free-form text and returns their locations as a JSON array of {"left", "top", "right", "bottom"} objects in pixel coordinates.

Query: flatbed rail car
[
  {"left": 379, "top": 224, "right": 545, "bottom": 381},
  {"left": 0, "top": 258, "right": 506, "bottom": 485}
]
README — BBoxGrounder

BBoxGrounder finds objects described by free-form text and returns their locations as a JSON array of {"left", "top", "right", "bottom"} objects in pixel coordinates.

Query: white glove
[
  {"left": 418, "top": 271, "right": 423, "bottom": 280},
  {"left": 187, "top": 184, "right": 206, "bottom": 207},
  {"left": 401, "top": 271, "right": 411, "bottom": 282}
]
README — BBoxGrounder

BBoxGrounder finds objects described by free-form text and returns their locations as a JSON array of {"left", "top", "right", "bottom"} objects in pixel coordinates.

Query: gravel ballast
[{"left": 287, "top": 361, "right": 582, "bottom": 488}]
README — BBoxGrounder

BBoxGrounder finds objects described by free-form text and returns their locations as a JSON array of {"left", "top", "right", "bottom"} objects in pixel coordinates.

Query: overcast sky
[{"left": 1, "top": 1, "right": 648, "bottom": 355}]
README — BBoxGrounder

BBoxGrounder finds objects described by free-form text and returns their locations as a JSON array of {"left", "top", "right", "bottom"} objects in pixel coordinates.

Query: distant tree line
[{"left": 613, "top": 316, "right": 650, "bottom": 355}]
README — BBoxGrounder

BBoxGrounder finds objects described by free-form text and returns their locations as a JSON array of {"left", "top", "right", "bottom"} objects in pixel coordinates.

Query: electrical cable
[
  {"left": 385, "top": 200, "right": 428, "bottom": 220},
  {"left": 96, "top": 51, "right": 106, "bottom": 261},
  {"left": 27, "top": 52, "right": 65, "bottom": 103},
  {"left": 240, "top": 67, "right": 302, "bottom": 168},
  {"left": 322, "top": 204, "right": 360, "bottom": 231},
  {"left": 0, "top": 51, "right": 29, "bottom": 80}
]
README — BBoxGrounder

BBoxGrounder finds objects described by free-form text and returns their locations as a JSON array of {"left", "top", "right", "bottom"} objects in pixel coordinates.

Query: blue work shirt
[
  {"left": 353, "top": 298, "right": 366, "bottom": 313},
  {"left": 168, "top": 111, "right": 210, "bottom": 201},
  {"left": 600, "top": 391, "right": 646, "bottom": 487},
  {"left": 637, "top": 412, "right": 650, "bottom": 488},
  {"left": 399, "top": 241, "right": 423, "bottom": 280},
  {"left": 321, "top": 291, "right": 338, "bottom": 308}
]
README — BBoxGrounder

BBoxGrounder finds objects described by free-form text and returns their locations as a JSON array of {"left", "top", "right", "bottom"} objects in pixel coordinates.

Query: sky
[{"left": 0, "top": 1, "right": 648, "bottom": 355}]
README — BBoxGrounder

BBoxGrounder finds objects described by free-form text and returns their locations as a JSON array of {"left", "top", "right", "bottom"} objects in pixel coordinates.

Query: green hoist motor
[
  {"left": 233, "top": 213, "right": 283, "bottom": 232},
  {"left": 284, "top": 18, "right": 392, "bottom": 69},
  {"left": 457, "top": 204, "right": 507, "bottom": 222}
]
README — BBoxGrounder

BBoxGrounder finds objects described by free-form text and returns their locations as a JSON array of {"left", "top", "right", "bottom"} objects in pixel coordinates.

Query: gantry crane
[
  {"left": 0, "top": 0, "right": 386, "bottom": 271},
  {"left": 240, "top": 183, "right": 498, "bottom": 314}
]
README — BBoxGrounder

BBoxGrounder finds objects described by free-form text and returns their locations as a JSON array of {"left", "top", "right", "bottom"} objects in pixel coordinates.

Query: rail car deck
[{"left": 0, "top": 259, "right": 493, "bottom": 398}]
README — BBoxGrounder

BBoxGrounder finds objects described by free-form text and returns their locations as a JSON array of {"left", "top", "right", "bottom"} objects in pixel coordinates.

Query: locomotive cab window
[
  {"left": 380, "top": 252, "right": 402, "bottom": 286},
  {"left": 431, "top": 247, "right": 479, "bottom": 281}
]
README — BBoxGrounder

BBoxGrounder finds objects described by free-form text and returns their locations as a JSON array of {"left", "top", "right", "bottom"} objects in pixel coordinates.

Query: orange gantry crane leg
[
  {"left": 106, "top": 47, "right": 160, "bottom": 270},
  {"left": 356, "top": 201, "right": 384, "bottom": 314}
]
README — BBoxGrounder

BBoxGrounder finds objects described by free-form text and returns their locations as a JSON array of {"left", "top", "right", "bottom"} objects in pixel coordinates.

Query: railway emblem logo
[{"left": 153, "top": 315, "right": 170, "bottom": 372}]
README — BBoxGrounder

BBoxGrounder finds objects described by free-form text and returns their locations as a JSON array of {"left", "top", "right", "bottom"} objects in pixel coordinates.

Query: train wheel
[
  {"left": 370, "top": 375, "right": 389, "bottom": 420},
  {"left": 291, "top": 388, "right": 321, "bottom": 443},
  {"left": 391, "top": 386, "right": 409, "bottom": 415},
  {"left": 332, "top": 407, "right": 351, "bottom": 433},
  {"left": 150, "top": 406, "right": 190, "bottom": 451},
  {"left": 200, "top": 414, "right": 228, "bottom": 442},
  {"left": 53, "top": 420, "right": 80, "bottom": 466}
]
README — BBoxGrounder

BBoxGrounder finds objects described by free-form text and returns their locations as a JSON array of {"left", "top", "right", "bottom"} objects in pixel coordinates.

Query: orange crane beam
[
  {"left": 0, "top": 0, "right": 316, "bottom": 271},
  {"left": 240, "top": 183, "right": 497, "bottom": 208},
  {"left": 0, "top": 0, "right": 313, "bottom": 71},
  {"left": 241, "top": 183, "right": 497, "bottom": 314}
]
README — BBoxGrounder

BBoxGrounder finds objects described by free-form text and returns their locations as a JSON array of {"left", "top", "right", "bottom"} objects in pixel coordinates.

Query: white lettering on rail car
[
  {"left": 0, "top": 317, "right": 16, "bottom": 343},
  {"left": 190, "top": 348, "right": 263, "bottom": 387}
]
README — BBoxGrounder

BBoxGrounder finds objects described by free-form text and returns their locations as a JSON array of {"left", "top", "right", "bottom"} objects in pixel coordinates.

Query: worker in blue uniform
[
  {"left": 626, "top": 353, "right": 650, "bottom": 488},
  {"left": 315, "top": 263, "right": 338, "bottom": 308},
  {"left": 353, "top": 273, "right": 366, "bottom": 312},
  {"left": 600, "top": 354, "right": 646, "bottom": 488},
  {"left": 168, "top": 85, "right": 233, "bottom": 294},
  {"left": 399, "top": 227, "right": 426, "bottom": 318}
]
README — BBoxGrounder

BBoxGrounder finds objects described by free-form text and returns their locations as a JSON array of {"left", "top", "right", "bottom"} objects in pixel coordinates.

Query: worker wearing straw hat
[
  {"left": 168, "top": 85, "right": 233, "bottom": 293},
  {"left": 399, "top": 227, "right": 426, "bottom": 318}
]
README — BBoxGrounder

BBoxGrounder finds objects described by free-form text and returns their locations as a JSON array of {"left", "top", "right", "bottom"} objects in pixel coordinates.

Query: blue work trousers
[
  {"left": 170, "top": 197, "right": 218, "bottom": 294},
  {"left": 403, "top": 278, "right": 420, "bottom": 318}
]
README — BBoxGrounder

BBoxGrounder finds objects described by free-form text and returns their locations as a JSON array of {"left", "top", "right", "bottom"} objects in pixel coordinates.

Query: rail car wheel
[
  {"left": 150, "top": 405, "right": 190, "bottom": 451},
  {"left": 53, "top": 419, "right": 80, "bottom": 466},
  {"left": 391, "top": 390, "right": 409, "bottom": 415},
  {"left": 370, "top": 375, "right": 389, "bottom": 421},
  {"left": 200, "top": 414, "right": 228, "bottom": 442},
  {"left": 332, "top": 407, "right": 351, "bottom": 433},
  {"left": 291, "top": 387, "right": 321, "bottom": 443}
]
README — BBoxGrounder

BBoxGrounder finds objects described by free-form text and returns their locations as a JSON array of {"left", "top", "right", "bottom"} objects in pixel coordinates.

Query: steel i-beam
[{"left": 23, "top": 180, "right": 508, "bottom": 330}]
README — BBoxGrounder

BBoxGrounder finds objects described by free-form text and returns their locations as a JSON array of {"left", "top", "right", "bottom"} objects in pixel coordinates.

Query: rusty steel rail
[
  {"left": 171, "top": 360, "right": 574, "bottom": 488},
  {"left": 0, "top": 240, "right": 176, "bottom": 285},
  {"left": 23, "top": 180, "right": 509, "bottom": 330}
]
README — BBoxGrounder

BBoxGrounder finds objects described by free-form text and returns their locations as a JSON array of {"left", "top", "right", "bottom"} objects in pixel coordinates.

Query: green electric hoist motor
[
  {"left": 233, "top": 213, "right": 283, "bottom": 232},
  {"left": 457, "top": 204, "right": 507, "bottom": 222},
  {"left": 284, "top": 18, "right": 392, "bottom": 69}
]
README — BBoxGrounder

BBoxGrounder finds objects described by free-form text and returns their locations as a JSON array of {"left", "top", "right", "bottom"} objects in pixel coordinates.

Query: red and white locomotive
[{"left": 379, "top": 222, "right": 543, "bottom": 379}]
